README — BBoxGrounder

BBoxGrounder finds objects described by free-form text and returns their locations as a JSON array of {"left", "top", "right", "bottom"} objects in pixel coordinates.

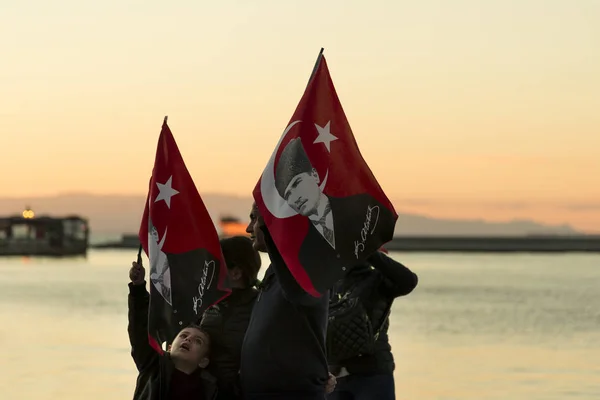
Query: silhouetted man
[{"left": 239, "top": 203, "right": 330, "bottom": 399}]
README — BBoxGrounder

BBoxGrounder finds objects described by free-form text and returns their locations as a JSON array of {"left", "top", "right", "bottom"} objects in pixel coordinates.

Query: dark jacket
[
  {"left": 128, "top": 282, "right": 218, "bottom": 400},
  {"left": 239, "top": 227, "right": 329, "bottom": 399},
  {"left": 200, "top": 287, "right": 259, "bottom": 399},
  {"left": 329, "top": 252, "right": 418, "bottom": 376}
]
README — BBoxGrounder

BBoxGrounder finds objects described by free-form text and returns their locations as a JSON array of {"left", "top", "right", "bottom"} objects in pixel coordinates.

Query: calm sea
[{"left": 0, "top": 250, "right": 598, "bottom": 399}]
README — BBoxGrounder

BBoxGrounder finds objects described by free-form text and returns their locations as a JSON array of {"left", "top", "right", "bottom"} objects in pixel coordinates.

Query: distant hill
[{"left": 0, "top": 192, "right": 581, "bottom": 237}]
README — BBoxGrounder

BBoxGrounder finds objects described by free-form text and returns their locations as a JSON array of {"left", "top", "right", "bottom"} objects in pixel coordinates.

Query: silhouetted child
[{"left": 128, "top": 261, "right": 218, "bottom": 400}]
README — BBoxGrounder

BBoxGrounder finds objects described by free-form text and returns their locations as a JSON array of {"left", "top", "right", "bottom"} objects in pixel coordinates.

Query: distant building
[{"left": 218, "top": 216, "right": 249, "bottom": 238}]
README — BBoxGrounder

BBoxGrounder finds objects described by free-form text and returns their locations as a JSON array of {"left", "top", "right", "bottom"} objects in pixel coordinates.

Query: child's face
[{"left": 169, "top": 327, "right": 210, "bottom": 366}]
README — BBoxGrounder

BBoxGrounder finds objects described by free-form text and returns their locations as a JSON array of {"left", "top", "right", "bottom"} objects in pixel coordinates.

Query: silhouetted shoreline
[
  {"left": 384, "top": 235, "right": 600, "bottom": 252},
  {"left": 92, "top": 234, "right": 600, "bottom": 253}
]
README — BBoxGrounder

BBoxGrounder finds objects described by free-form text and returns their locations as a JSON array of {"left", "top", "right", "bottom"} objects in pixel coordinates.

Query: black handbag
[
  {"left": 326, "top": 287, "right": 393, "bottom": 362},
  {"left": 326, "top": 291, "right": 375, "bottom": 361}
]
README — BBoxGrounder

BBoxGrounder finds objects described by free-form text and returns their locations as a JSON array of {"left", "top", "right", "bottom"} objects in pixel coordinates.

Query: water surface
[{"left": 0, "top": 250, "right": 598, "bottom": 399}]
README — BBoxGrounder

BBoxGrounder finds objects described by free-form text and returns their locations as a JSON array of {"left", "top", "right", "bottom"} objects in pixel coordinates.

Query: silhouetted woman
[
  {"left": 200, "top": 236, "right": 262, "bottom": 400},
  {"left": 327, "top": 249, "right": 418, "bottom": 400}
]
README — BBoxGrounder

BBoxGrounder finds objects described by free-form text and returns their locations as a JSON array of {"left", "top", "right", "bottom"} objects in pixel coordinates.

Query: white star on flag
[
  {"left": 154, "top": 176, "right": 179, "bottom": 208},
  {"left": 313, "top": 121, "right": 338, "bottom": 152}
]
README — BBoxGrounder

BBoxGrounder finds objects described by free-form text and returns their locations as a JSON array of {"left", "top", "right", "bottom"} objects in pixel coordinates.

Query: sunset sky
[{"left": 1, "top": 0, "right": 599, "bottom": 232}]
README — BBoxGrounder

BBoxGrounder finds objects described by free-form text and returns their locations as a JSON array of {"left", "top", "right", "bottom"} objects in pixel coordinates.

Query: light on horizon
[{"left": 22, "top": 208, "right": 35, "bottom": 219}]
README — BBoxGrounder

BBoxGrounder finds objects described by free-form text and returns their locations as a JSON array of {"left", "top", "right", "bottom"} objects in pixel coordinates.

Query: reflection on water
[{"left": 0, "top": 250, "right": 598, "bottom": 399}]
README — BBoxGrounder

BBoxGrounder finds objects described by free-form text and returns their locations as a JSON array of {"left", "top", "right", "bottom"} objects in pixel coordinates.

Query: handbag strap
[{"left": 373, "top": 299, "right": 393, "bottom": 340}]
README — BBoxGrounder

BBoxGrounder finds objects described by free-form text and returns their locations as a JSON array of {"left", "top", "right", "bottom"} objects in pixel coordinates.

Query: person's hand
[
  {"left": 325, "top": 372, "right": 337, "bottom": 394},
  {"left": 129, "top": 261, "right": 145, "bottom": 285}
]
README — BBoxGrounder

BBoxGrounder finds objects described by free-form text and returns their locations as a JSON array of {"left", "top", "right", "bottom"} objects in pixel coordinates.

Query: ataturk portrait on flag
[
  {"left": 148, "top": 219, "right": 171, "bottom": 304},
  {"left": 254, "top": 51, "right": 398, "bottom": 297},
  {"left": 274, "top": 135, "right": 393, "bottom": 260}
]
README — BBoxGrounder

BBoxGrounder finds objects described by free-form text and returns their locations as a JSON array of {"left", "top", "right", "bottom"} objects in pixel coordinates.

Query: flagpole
[
  {"left": 306, "top": 47, "right": 324, "bottom": 87},
  {"left": 163, "top": 115, "right": 168, "bottom": 124}
]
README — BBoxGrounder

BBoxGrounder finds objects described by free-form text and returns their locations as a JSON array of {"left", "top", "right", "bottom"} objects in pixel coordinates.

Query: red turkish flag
[
  {"left": 252, "top": 52, "right": 398, "bottom": 297},
  {"left": 139, "top": 118, "right": 231, "bottom": 353}
]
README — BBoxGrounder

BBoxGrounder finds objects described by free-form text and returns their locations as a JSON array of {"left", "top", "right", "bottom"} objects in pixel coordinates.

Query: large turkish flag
[
  {"left": 139, "top": 118, "right": 231, "bottom": 353},
  {"left": 253, "top": 52, "right": 397, "bottom": 297}
]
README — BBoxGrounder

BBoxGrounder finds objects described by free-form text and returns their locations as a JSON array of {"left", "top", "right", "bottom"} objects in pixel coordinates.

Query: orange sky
[{"left": 1, "top": 0, "right": 599, "bottom": 232}]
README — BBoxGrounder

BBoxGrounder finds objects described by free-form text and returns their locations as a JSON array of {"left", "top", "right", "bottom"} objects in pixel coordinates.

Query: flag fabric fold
[
  {"left": 139, "top": 118, "right": 231, "bottom": 353},
  {"left": 253, "top": 52, "right": 398, "bottom": 297}
]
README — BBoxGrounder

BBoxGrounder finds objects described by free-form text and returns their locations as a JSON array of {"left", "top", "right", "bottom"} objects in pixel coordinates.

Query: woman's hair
[{"left": 220, "top": 236, "right": 262, "bottom": 287}]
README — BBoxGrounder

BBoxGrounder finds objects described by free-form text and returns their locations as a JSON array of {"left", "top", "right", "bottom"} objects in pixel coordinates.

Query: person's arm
[
  {"left": 128, "top": 262, "right": 159, "bottom": 372},
  {"left": 260, "top": 225, "right": 322, "bottom": 306},
  {"left": 368, "top": 251, "right": 418, "bottom": 298}
]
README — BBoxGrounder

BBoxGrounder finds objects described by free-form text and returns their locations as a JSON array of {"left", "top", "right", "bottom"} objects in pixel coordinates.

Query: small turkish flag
[
  {"left": 139, "top": 117, "right": 231, "bottom": 353},
  {"left": 253, "top": 51, "right": 397, "bottom": 297}
]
